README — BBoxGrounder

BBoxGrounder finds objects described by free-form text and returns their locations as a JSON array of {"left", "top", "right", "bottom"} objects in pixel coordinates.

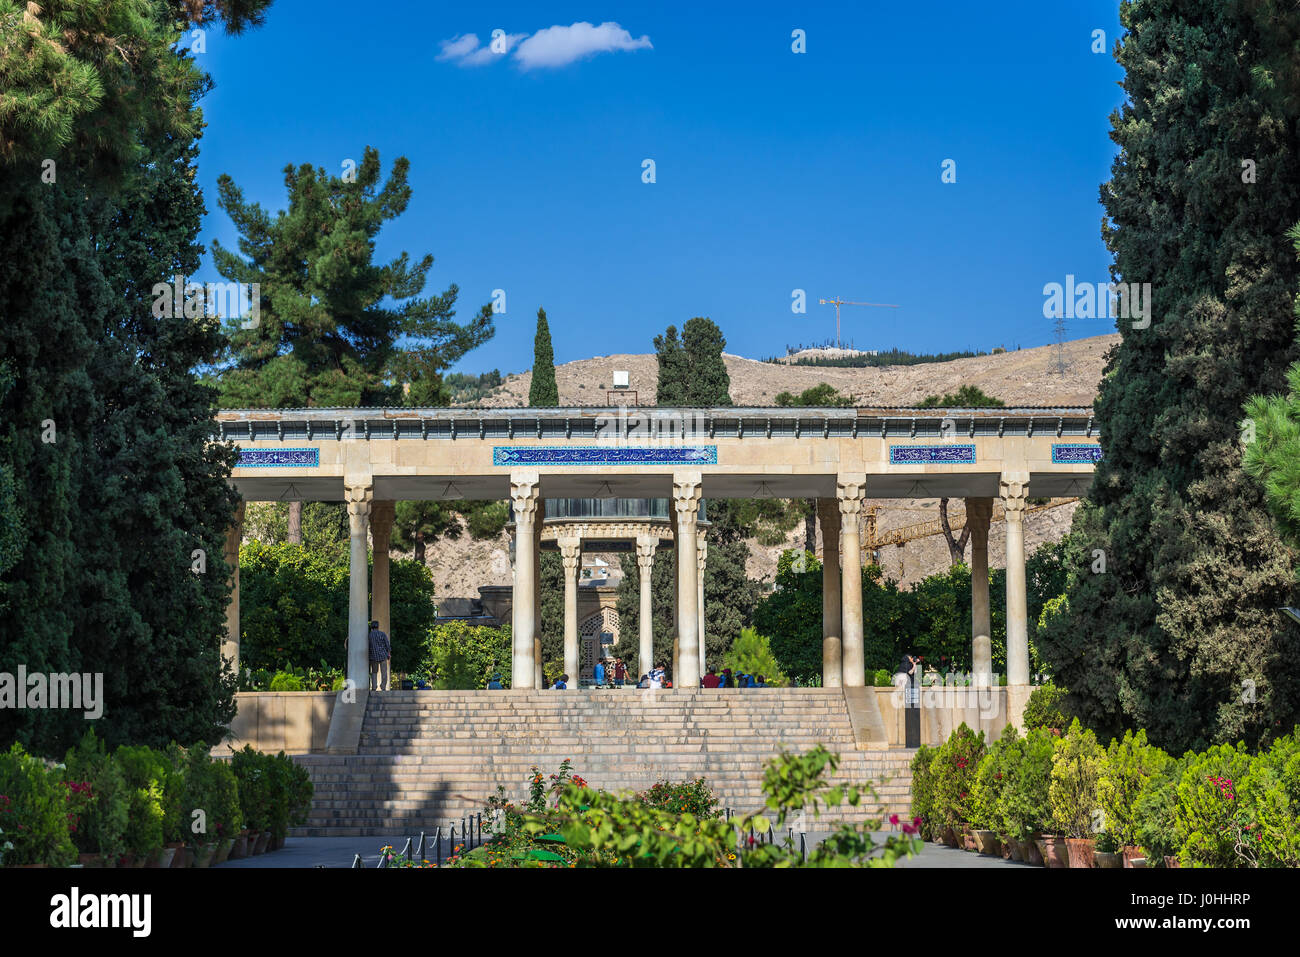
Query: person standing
[
  {"left": 593, "top": 658, "right": 607, "bottom": 689},
  {"left": 649, "top": 663, "right": 665, "bottom": 689},
  {"left": 613, "top": 658, "right": 627, "bottom": 688},
  {"left": 367, "top": 619, "right": 391, "bottom": 692},
  {"left": 701, "top": 667, "right": 720, "bottom": 688}
]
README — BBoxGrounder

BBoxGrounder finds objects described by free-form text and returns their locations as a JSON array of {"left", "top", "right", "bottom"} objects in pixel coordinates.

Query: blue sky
[{"left": 192, "top": 1, "right": 1127, "bottom": 375}]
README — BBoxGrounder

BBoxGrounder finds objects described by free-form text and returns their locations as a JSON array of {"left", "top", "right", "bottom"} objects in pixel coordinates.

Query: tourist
[
  {"left": 701, "top": 667, "right": 720, "bottom": 688},
  {"left": 719, "top": 668, "right": 733, "bottom": 688},
  {"left": 649, "top": 663, "right": 665, "bottom": 689},
  {"left": 487, "top": 672, "right": 504, "bottom": 690},
  {"left": 367, "top": 619, "right": 390, "bottom": 692},
  {"left": 755, "top": 675, "right": 766, "bottom": 688},
  {"left": 637, "top": 673, "right": 650, "bottom": 689},
  {"left": 613, "top": 658, "right": 627, "bottom": 688},
  {"left": 554, "top": 674, "right": 569, "bottom": 690},
  {"left": 593, "top": 658, "right": 607, "bottom": 689}
]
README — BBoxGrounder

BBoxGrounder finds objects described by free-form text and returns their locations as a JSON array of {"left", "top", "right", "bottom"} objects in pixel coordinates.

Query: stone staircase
[{"left": 294, "top": 688, "right": 915, "bottom": 837}]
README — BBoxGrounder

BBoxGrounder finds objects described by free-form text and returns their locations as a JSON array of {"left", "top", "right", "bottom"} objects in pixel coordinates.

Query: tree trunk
[
  {"left": 803, "top": 499, "right": 817, "bottom": 556},
  {"left": 414, "top": 529, "right": 426, "bottom": 565},
  {"left": 938, "top": 498, "right": 971, "bottom": 567},
  {"left": 287, "top": 500, "right": 302, "bottom": 544}
]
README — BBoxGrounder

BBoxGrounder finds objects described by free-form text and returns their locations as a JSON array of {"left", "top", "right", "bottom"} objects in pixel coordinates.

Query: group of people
[
  {"left": 481, "top": 661, "right": 770, "bottom": 690},
  {"left": 701, "top": 667, "right": 766, "bottom": 688}
]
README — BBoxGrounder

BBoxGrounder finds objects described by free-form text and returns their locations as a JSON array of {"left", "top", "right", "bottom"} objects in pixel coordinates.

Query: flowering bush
[
  {"left": 62, "top": 729, "right": 128, "bottom": 862},
  {"left": 999, "top": 728, "right": 1056, "bottom": 841},
  {"left": 637, "top": 779, "right": 719, "bottom": 819},
  {"left": 0, "top": 744, "right": 76, "bottom": 867},
  {"left": 1173, "top": 743, "right": 1254, "bottom": 867},
  {"left": 930, "top": 723, "right": 985, "bottom": 833},
  {"left": 970, "top": 726, "right": 1020, "bottom": 832},
  {"left": 908, "top": 745, "right": 938, "bottom": 840}
]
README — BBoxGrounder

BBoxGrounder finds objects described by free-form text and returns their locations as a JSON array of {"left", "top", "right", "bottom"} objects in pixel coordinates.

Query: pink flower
[{"left": 889, "top": 814, "right": 900, "bottom": 826}]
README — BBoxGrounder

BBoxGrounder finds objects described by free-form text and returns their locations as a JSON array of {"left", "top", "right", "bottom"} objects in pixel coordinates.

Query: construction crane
[
  {"left": 817, "top": 297, "right": 900, "bottom": 351},
  {"left": 862, "top": 499, "right": 1080, "bottom": 552}
]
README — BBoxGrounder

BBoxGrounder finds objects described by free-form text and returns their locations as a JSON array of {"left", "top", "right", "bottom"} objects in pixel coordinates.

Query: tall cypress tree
[
  {"left": 1040, "top": 0, "right": 1300, "bottom": 752},
  {"left": 529, "top": 307, "right": 559, "bottom": 406}
]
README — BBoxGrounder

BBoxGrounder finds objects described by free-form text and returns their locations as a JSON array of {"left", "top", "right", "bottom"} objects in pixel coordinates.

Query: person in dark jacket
[{"left": 368, "top": 619, "right": 391, "bottom": 691}]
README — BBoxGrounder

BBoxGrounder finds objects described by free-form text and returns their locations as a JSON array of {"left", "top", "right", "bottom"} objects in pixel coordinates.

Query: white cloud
[
  {"left": 437, "top": 31, "right": 527, "bottom": 67},
  {"left": 512, "top": 21, "right": 652, "bottom": 70}
]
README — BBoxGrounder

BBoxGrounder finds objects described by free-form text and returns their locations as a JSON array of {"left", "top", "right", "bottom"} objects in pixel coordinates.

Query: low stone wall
[
  {"left": 874, "top": 684, "right": 1033, "bottom": 747},
  {"left": 219, "top": 692, "right": 336, "bottom": 755}
]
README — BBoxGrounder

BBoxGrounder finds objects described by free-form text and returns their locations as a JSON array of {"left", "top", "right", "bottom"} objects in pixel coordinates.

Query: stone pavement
[{"left": 215, "top": 833, "right": 1027, "bottom": 868}]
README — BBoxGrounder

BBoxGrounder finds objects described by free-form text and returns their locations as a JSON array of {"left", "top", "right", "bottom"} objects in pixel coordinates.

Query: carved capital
[
  {"left": 965, "top": 497, "right": 994, "bottom": 539},
  {"left": 370, "top": 500, "right": 395, "bottom": 539},
  {"left": 635, "top": 534, "right": 658, "bottom": 569},
  {"left": 672, "top": 471, "right": 703, "bottom": 529},
  {"left": 345, "top": 484, "right": 372, "bottom": 536},
  {"left": 696, "top": 535, "right": 708, "bottom": 572},
  {"left": 510, "top": 470, "right": 540, "bottom": 527},
  {"left": 836, "top": 475, "right": 867, "bottom": 520},
  {"left": 816, "top": 497, "right": 841, "bottom": 533},
  {"left": 999, "top": 472, "right": 1030, "bottom": 520},
  {"left": 557, "top": 536, "right": 583, "bottom": 574}
]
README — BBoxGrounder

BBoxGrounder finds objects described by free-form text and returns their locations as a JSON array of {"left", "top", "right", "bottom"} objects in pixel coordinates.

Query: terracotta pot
[
  {"left": 1007, "top": 838, "right": 1025, "bottom": 862},
  {"left": 1163, "top": 855, "right": 1181, "bottom": 869},
  {"left": 1121, "top": 845, "right": 1144, "bottom": 868},
  {"left": 1131, "top": 857, "right": 1148, "bottom": 869},
  {"left": 941, "top": 826, "right": 959, "bottom": 848},
  {"left": 998, "top": 835, "right": 1014, "bottom": 860},
  {"left": 1065, "top": 837, "right": 1096, "bottom": 869},
  {"left": 1022, "top": 838, "right": 1044, "bottom": 866},
  {"left": 1035, "top": 835, "right": 1069, "bottom": 868},
  {"left": 167, "top": 842, "right": 187, "bottom": 868},
  {"left": 214, "top": 838, "right": 235, "bottom": 865},
  {"left": 118, "top": 853, "right": 135, "bottom": 869},
  {"left": 973, "top": 829, "right": 1000, "bottom": 856},
  {"left": 1094, "top": 851, "right": 1123, "bottom": 869},
  {"left": 193, "top": 843, "right": 217, "bottom": 868},
  {"left": 271, "top": 834, "right": 285, "bottom": 851},
  {"left": 77, "top": 852, "right": 102, "bottom": 868},
  {"left": 151, "top": 846, "right": 177, "bottom": 869},
  {"left": 230, "top": 831, "right": 249, "bottom": 860},
  {"left": 253, "top": 829, "right": 272, "bottom": 855},
  {"left": 961, "top": 828, "right": 977, "bottom": 852}
]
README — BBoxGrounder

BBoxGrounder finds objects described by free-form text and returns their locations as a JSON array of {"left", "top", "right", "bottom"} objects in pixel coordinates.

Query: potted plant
[
  {"left": 0, "top": 745, "right": 77, "bottom": 868},
  {"left": 1134, "top": 761, "right": 1184, "bottom": 869},
  {"left": 1050, "top": 719, "right": 1105, "bottom": 868},
  {"left": 114, "top": 745, "right": 168, "bottom": 871},
  {"left": 1094, "top": 830, "right": 1123, "bottom": 868},
  {"left": 931, "top": 724, "right": 986, "bottom": 851},
  {"left": 1001, "top": 728, "right": 1055, "bottom": 866},
  {"left": 971, "top": 727, "right": 1020, "bottom": 857},
  {"left": 1099, "top": 729, "right": 1171, "bottom": 868},
  {"left": 908, "top": 745, "right": 939, "bottom": 842},
  {"left": 62, "top": 730, "right": 129, "bottom": 869}
]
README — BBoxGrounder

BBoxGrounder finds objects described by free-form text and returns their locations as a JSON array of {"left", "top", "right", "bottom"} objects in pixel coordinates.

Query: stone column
[
  {"left": 966, "top": 497, "right": 994, "bottom": 686},
  {"left": 696, "top": 535, "right": 708, "bottom": 676},
  {"left": 345, "top": 484, "right": 373, "bottom": 691},
  {"left": 673, "top": 471, "right": 703, "bottom": 688},
  {"left": 533, "top": 511, "right": 544, "bottom": 689},
  {"left": 837, "top": 475, "right": 867, "bottom": 688},
  {"left": 669, "top": 504, "right": 679, "bottom": 679},
  {"left": 817, "top": 498, "right": 842, "bottom": 687},
  {"left": 635, "top": 533, "right": 656, "bottom": 678},
  {"left": 222, "top": 499, "right": 246, "bottom": 675},
  {"left": 1001, "top": 473, "right": 1031, "bottom": 687},
  {"left": 370, "top": 500, "right": 395, "bottom": 638},
  {"left": 558, "top": 535, "right": 582, "bottom": 687},
  {"left": 510, "top": 471, "right": 540, "bottom": 689}
]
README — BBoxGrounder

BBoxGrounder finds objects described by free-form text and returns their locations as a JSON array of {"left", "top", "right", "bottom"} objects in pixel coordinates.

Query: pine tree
[
  {"left": 1040, "top": 0, "right": 1300, "bottom": 752},
  {"left": 529, "top": 307, "right": 559, "bottom": 406}
]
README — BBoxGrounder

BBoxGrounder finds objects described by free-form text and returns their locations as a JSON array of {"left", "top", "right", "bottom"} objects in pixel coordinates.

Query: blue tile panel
[
  {"left": 1051, "top": 444, "right": 1103, "bottom": 464},
  {"left": 238, "top": 447, "right": 320, "bottom": 468},
  {"left": 888, "top": 445, "right": 977, "bottom": 465},
  {"left": 493, "top": 446, "right": 718, "bottom": 466}
]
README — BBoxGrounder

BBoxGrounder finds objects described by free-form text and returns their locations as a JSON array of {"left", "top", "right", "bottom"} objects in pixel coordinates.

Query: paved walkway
[{"left": 216, "top": 833, "right": 1026, "bottom": 868}]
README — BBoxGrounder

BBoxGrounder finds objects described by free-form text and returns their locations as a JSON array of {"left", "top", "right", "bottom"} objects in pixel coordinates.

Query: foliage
[
  {"left": 774, "top": 383, "right": 853, "bottom": 407},
  {"left": 0, "top": 744, "right": 76, "bottom": 867},
  {"left": 530, "top": 307, "right": 559, "bottom": 406},
  {"left": 1133, "top": 762, "right": 1183, "bottom": 862},
  {"left": 636, "top": 779, "right": 720, "bottom": 819},
  {"left": 1023, "top": 683, "right": 1069, "bottom": 732},
  {"left": 929, "top": 723, "right": 986, "bottom": 832},
  {"left": 766, "top": 347, "right": 986, "bottom": 368},
  {"left": 999, "top": 728, "right": 1057, "bottom": 841},
  {"left": 114, "top": 745, "right": 175, "bottom": 859},
  {"left": 1099, "top": 729, "right": 1171, "bottom": 847},
  {"left": 970, "top": 726, "right": 1021, "bottom": 832},
  {"left": 917, "top": 385, "right": 1005, "bottom": 408},
  {"left": 1049, "top": 719, "right": 1106, "bottom": 838},
  {"left": 908, "top": 745, "right": 938, "bottom": 840},
  {"left": 653, "top": 317, "right": 732, "bottom": 406},
  {"left": 420, "top": 621, "right": 513, "bottom": 689},
  {"left": 176, "top": 745, "right": 242, "bottom": 847},
  {"left": 721, "top": 627, "right": 787, "bottom": 686},
  {"left": 1039, "top": 0, "right": 1300, "bottom": 755},
  {"left": 61, "top": 730, "right": 128, "bottom": 862},
  {"left": 1173, "top": 742, "right": 1255, "bottom": 867}
]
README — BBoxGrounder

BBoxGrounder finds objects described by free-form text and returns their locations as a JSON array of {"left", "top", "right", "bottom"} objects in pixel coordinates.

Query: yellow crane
[{"left": 817, "top": 297, "right": 900, "bottom": 351}]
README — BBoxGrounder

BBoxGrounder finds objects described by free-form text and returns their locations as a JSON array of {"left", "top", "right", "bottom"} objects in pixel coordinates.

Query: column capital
[
  {"left": 965, "top": 496, "right": 994, "bottom": 541},
  {"left": 370, "top": 499, "right": 395, "bottom": 532},
  {"left": 999, "top": 472, "right": 1030, "bottom": 519},
  {"left": 836, "top": 474, "right": 868, "bottom": 518},
  {"left": 345, "top": 484, "right": 372, "bottom": 535},
  {"left": 635, "top": 534, "right": 657, "bottom": 568},
  {"left": 696, "top": 535, "right": 708, "bottom": 572},
  {"left": 510, "top": 471, "right": 541, "bottom": 525},
  {"left": 672, "top": 471, "right": 703, "bottom": 526},
  {"left": 557, "top": 535, "right": 583, "bottom": 572}
]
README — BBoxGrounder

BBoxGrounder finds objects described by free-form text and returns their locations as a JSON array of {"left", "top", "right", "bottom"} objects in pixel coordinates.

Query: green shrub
[
  {"left": 1134, "top": 760, "right": 1184, "bottom": 863},
  {"left": 178, "top": 745, "right": 243, "bottom": 848},
  {"left": 230, "top": 746, "right": 272, "bottom": 834},
  {"left": 1241, "top": 731, "right": 1300, "bottom": 867},
  {"left": 113, "top": 745, "right": 172, "bottom": 861},
  {"left": 1099, "top": 729, "right": 1171, "bottom": 848},
  {"left": 971, "top": 726, "right": 1020, "bottom": 832},
  {"left": 1049, "top": 719, "right": 1105, "bottom": 838},
  {"left": 722, "top": 627, "right": 788, "bottom": 686},
  {"left": 0, "top": 744, "right": 76, "bottom": 867},
  {"left": 269, "top": 671, "right": 305, "bottom": 692},
  {"left": 62, "top": 729, "right": 129, "bottom": 863},
  {"left": 1000, "top": 727, "right": 1056, "bottom": 840},
  {"left": 872, "top": 668, "right": 894, "bottom": 687},
  {"left": 909, "top": 745, "right": 938, "bottom": 839},
  {"left": 1022, "top": 683, "right": 1068, "bottom": 732},
  {"left": 1174, "top": 742, "right": 1254, "bottom": 867},
  {"left": 637, "top": 779, "right": 719, "bottom": 819},
  {"left": 420, "top": 620, "right": 513, "bottom": 689},
  {"left": 930, "top": 723, "right": 986, "bottom": 832}
]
